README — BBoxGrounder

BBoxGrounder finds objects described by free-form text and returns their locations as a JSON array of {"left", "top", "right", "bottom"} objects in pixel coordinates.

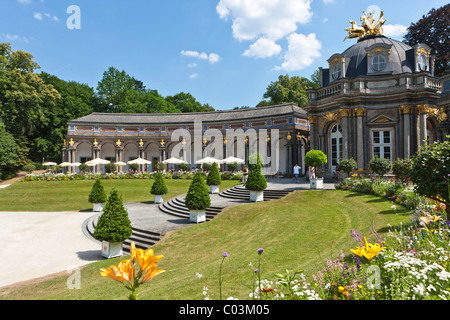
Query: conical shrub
[
  {"left": 185, "top": 171, "right": 211, "bottom": 210},
  {"left": 88, "top": 178, "right": 107, "bottom": 204},
  {"left": 206, "top": 162, "right": 221, "bottom": 186},
  {"left": 245, "top": 153, "right": 267, "bottom": 192},
  {"left": 150, "top": 172, "right": 168, "bottom": 195},
  {"left": 93, "top": 188, "right": 132, "bottom": 243}
]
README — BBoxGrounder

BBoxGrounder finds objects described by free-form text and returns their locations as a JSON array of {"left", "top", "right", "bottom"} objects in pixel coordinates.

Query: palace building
[
  {"left": 65, "top": 10, "right": 448, "bottom": 176},
  {"left": 303, "top": 10, "right": 446, "bottom": 174}
]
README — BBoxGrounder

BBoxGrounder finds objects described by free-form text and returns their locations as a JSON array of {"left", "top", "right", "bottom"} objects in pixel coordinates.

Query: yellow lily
[
  {"left": 351, "top": 237, "right": 386, "bottom": 262},
  {"left": 130, "top": 242, "right": 164, "bottom": 272},
  {"left": 100, "top": 259, "right": 135, "bottom": 285}
]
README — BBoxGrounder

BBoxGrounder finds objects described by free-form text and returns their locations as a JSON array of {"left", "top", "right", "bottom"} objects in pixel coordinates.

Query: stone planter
[
  {"left": 93, "top": 203, "right": 104, "bottom": 212},
  {"left": 189, "top": 210, "right": 206, "bottom": 224},
  {"left": 101, "top": 241, "right": 123, "bottom": 259},
  {"left": 209, "top": 185, "right": 219, "bottom": 194},
  {"left": 249, "top": 190, "right": 264, "bottom": 202},
  {"left": 310, "top": 178, "right": 324, "bottom": 190},
  {"left": 154, "top": 194, "right": 164, "bottom": 204}
]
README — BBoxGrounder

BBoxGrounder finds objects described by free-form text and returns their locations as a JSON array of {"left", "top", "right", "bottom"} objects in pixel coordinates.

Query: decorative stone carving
[
  {"left": 324, "top": 111, "right": 341, "bottom": 123},
  {"left": 307, "top": 116, "right": 318, "bottom": 124},
  {"left": 339, "top": 109, "right": 352, "bottom": 117},
  {"left": 399, "top": 105, "right": 413, "bottom": 114},
  {"left": 354, "top": 108, "right": 366, "bottom": 117}
]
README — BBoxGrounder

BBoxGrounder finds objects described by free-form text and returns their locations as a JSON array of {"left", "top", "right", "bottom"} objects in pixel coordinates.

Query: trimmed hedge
[
  {"left": 88, "top": 178, "right": 107, "bottom": 204},
  {"left": 150, "top": 172, "right": 168, "bottom": 195},
  {"left": 245, "top": 153, "right": 267, "bottom": 192},
  {"left": 206, "top": 162, "right": 221, "bottom": 186},
  {"left": 185, "top": 171, "right": 211, "bottom": 210},
  {"left": 93, "top": 188, "right": 132, "bottom": 242}
]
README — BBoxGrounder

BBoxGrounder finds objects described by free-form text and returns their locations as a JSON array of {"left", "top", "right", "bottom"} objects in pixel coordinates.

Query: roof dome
[{"left": 342, "top": 34, "right": 414, "bottom": 78}]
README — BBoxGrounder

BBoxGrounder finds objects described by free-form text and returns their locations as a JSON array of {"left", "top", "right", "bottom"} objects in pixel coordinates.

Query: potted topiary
[
  {"left": 150, "top": 172, "right": 168, "bottom": 203},
  {"left": 304, "top": 150, "right": 328, "bottom": 189},
  {"left": 88, "top": 178, "right": 107, "bottom": 211},
  {"left": 93, "top": 188, "right": 133, "bottom": 258},
  {"left": 184, "top": 171, "right": 211, "bottom": 223},
  {"left": 369, "top": 155, "right": 392, "bottom": 181},
  {"left": 337, "top": 158, "right": 358, "bottom": 179},
  {"left": 245, "top": 154, "right": 267, "bottom": 202},
  {"left": 206, "top": 162, "right": 221, "bottom": 194}
]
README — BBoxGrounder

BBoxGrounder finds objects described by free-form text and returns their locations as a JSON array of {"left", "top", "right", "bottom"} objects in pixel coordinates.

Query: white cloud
[
  {"left": 243, "top": 38, "right": 282, "bottom": 58},
  {"left": 189, "top": 74, "right": 199, "bottom": 79},
  {"left": 187, "top": 63, "right": 197, "bottom": 68},
  {"left": 275, "top": 33, "right": 321, "bottom": 71},
  {"left": 216, "top": 0, "right": 313, "bottom": 41},
  {"left": 383, "top": 24, "right": 408, "bottom": 39},
  {"left": 34, "top": 12, "right": 43, "bottom": 20},
  {"left": 180, "top": 50, "right": 221, "bottom": 64},
  {"left": 323, "top": 0, "right": 336, "bottom": 4},
  {"left": 17, "top": 0, "right": 32, "bottom": 4}
]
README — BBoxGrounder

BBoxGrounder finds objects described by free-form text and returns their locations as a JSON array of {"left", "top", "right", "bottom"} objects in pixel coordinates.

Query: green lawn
[
  {"left": 0, "top": 179, "right": 242, "bottom": 212},
  {"left": 0, "top": 189, "right": 412, "bottom": 300}
]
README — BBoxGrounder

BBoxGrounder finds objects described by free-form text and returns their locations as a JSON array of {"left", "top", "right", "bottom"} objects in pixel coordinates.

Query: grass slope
[
  {"left": 0, "top": 189, "right": 411, "bottom": 300},
  {"left": 0, "top": 179, "right": 241, "bottom": 212}
]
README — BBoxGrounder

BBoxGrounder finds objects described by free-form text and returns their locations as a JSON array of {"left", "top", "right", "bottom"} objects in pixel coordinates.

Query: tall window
[
  {"left": 372, "top": 130, "right": 391, "bottom": 160},
  {"left": 330, "top": 124, "right": 343, "bottom": 168}
]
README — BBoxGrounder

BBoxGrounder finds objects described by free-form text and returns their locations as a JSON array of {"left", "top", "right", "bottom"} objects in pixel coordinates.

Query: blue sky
[{"left": 1, "top": 0, "right": 448, "bottom": 110}]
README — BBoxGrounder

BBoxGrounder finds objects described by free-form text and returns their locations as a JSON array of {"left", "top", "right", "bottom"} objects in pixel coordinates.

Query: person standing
[
  {"left": 293, "top": 164, "right": 301, "bottom": 183},
  {"left": 242, "top": 165, "right": 248, "bottom": 185}
]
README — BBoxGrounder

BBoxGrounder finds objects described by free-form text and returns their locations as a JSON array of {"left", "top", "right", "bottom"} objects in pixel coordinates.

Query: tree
[
  {"left": 93, "top": 188, "right": 132, "bottom": 243},
  {"left": 403, "top": 4, "right": 449, "bottom": 77},
  {"left": 150, "top": 172, "right": 168, "bottom": 195},
  {"left": 258, "top": 74, "right": 318, "bottom": 107},
  {"left": 410, "top": 139, "right": 449, "bottom": 207},
  {"left": 245, "top": 154, "right": 267, "bottom": 192},
  {"left": 206, "top": 162, "right": 221, "bottom": 186},
  {"left": 0, "top": 122, "right": 19, "bottom": 180},
  {"left": 392, "top": 158, "right": 413, "bottom": 183},
  {"left": 88, "top": 178, "right": 107, "bottom": 204},
  {"left": 166, "top": 92, "right": 214, "bottom": 113},
  {"left": 304, "top": 150, "right": 328, "bottom": 177},
  {"left": 184, "top": 171, "right": 211, "bottom": 210},
  {"left": 337, "top": 158, "right": 358, "bottom": 178},
  {"left": 369, "top": 156, "right": 392, "bottom": 179}
]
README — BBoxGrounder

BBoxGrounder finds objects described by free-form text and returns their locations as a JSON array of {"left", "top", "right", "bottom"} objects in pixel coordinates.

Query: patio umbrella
[
  {"left": 59, "top": 162, "right": 73, "bottom": 167},
  {"left": 127, "top": 157, "right": 151, "bottom": 165},
  {"left": 43, "top": 162, "right": 57, "bottom": 166},
  {"left": 86, "top": 158, "right": 111, "bottom": 165},
  {"left": 162, "top": 157, "right": 187, "bottom": 164},
  {"left": 220, "top": 156, "right": 245, "bottom": 164},
  {"left": 114, "top": 162, "right": 127, "bottom": 166},
  {"left": 195, "top": 157, "right": 221, "bottom": 164},
  {"left": 71, "top": 162, "right": 81, "bottom": 167}
]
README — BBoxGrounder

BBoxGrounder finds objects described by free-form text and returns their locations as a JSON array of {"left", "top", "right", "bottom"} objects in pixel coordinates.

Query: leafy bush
[
  {"left": 22, "top": 163, "right": 35, "bottom": 173},
  {"left": 369, "top": 156, "right": 391, "bottom": 178},
  {"left": 129, "top": 163, "right": 139, "bottom": 172},
  {"left": 79, "top": 163, "right": 89, "bottom": 172},
  {"left": 227, "top": 162, "right": 239, "bottom": 173},
  {"left": 155, "top": 161, "right": 165, "bottom": 172},
  {"left": 392, "top": 158, "right": 413, "bottom": 183},
  {"left": 202, "top": 163, "right": 212, "bottom": 172},
  {"left": 337, "top": 158, "right": 357, "bottom": 177},
  {"left": 206, "top": 162, "right": 221, "bottom": 186},
  {"left": 105, "top": 163, "right": 116, "bottom": 173},
  {"left": 410, "top": 139, "right": 450, "bottom": 206},
  {"left": 245, "top": 154, "right": 267, "bottom": 192},
  {"left": 184, "top": 171, "right": 211, "bottom": 210},
  {"left": 88, "top": 178, "right": 107, "bottom": 204},
  {"left": 150, "top": 172, "right": 168, "bottom": 195},
  {"left": 93, "top": 188, "right": 132, "bottom": 243},
  {"left": 178, "top": 162, "right": 190, "bottom": 171}
]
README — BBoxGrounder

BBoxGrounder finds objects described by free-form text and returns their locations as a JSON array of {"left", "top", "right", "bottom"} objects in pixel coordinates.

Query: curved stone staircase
[
  {"left": 82, "top": 213, "right": 163, "bottom": 255},
  {"left": 219, "top": 185, "right": 292, "bottom": 201},
  {"left": 158, "top": 196, "right": 224, "bottom": 221}
]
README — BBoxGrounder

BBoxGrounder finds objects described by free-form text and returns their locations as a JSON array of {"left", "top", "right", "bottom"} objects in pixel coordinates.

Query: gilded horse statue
[{"left": 344, "top": 10, "right": 388, "bottom": 41}]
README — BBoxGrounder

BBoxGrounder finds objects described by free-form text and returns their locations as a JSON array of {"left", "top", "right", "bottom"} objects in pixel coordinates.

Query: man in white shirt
[{"left": 293, "top": 164, "right": 301, "bottom": 183}]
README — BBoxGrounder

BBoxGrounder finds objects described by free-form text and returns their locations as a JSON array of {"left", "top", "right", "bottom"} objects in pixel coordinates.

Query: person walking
[{"left": 293, "top": 164, "right": 301, "bottom": 183}]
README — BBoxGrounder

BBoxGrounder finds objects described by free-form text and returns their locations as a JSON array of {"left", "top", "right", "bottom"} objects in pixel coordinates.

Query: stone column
[
  {"left": 416, "top": 105, "right": 428, "bottom": 150},
  {"left": 308, "top": 116, "right": 317, "bottom": 150},
  {"left": 339, "top": 109, "right": 351, "bottom": 159},
  {"left": 354, "top": 108, "right": 366, "bottom": 169},
  {"left": 400, "top": 105, "right": 412, "bottom": 158}
]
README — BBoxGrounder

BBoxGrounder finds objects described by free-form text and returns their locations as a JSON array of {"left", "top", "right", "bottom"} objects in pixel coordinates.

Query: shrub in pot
[
  {"left": 304, "top": 150, "right": 327, "bottom": 189},
  {"left": 369, "top": 155, "right": 391, "bottom": 180},
  {"left": 88, "top": 178, "right": 107, "bottom": 211},
  {"left": 206, "top": 162, "right": 221, "bottom": 194},
  {"left": 337, "top": 158, "right": 358, "bottom": 178},
  {"left": 93, "top": 188, "right": 132, "bottom": 258},
  {"left": 150, "top": 172, "right": 168, "bottom": 203},
  {"left": 245, "top": 153, "right": 267, "bottom": 201},
  {"left": 185, "top": 171, "right": 211, "bottom": 223}
]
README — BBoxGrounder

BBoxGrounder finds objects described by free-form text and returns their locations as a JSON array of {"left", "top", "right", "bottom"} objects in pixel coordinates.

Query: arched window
[{"left": 330, "top": 124, "right": 343, "bottom": 169}]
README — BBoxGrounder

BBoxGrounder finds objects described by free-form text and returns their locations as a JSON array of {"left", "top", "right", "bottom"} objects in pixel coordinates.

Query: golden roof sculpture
[{"left": 344, "top": 10, "right": 388, "bottom": 41}]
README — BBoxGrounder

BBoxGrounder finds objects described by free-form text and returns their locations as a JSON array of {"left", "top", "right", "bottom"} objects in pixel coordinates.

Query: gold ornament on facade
[
  {"left": 139, "top": 139, "right": 144, "bottom": 147},
  {"left": 354, "top": 108, "right": 366, "bottom": 117},
  {"left": 324, "top": 111, "right": 341, "bottom": 123},
  {"left": 416, "top": 104, "right": 429, "bottom": 114},
  {"left": 437, "top": 108, "right": 448, "bottom": 123},
  {"left": 339, "top": 109, "right": 352, "bottom": 117},
  {"left": 116, "top": 139, "right": 122, "bottom": 147},
  {"left": 307, "top": 116, "right": 317, "bottom": 124},
  {"left": 344, "top": 10, "right": 387, "bottom": 41},
  {"left": 367, "top": 47, "right": 391, "bottom": 58},
  {"left": 93, "top": 139, "right": 98, "bottom": 147},
  {"left": 399, "top": 105, "right": 413, "bottom": 114},
  {"left": 287, "top": 132, "right": 292, "bottom": 141},
  {"left": 63, "top": 139, "right": 67, "bottom": 147},
  {"left": 416, "top": 47, "right": 430, "bottom": 57},
  {"left": 160, "top": 139, "right": 165, "bottom": 147},
  {"left": 69, "top": 138, "right": 74, "bottom": 146}
]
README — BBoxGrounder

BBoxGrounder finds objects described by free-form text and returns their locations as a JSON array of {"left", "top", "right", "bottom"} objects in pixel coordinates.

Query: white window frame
[{"left": 371, "top": 129, "right": 393, "bottom": 161}]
